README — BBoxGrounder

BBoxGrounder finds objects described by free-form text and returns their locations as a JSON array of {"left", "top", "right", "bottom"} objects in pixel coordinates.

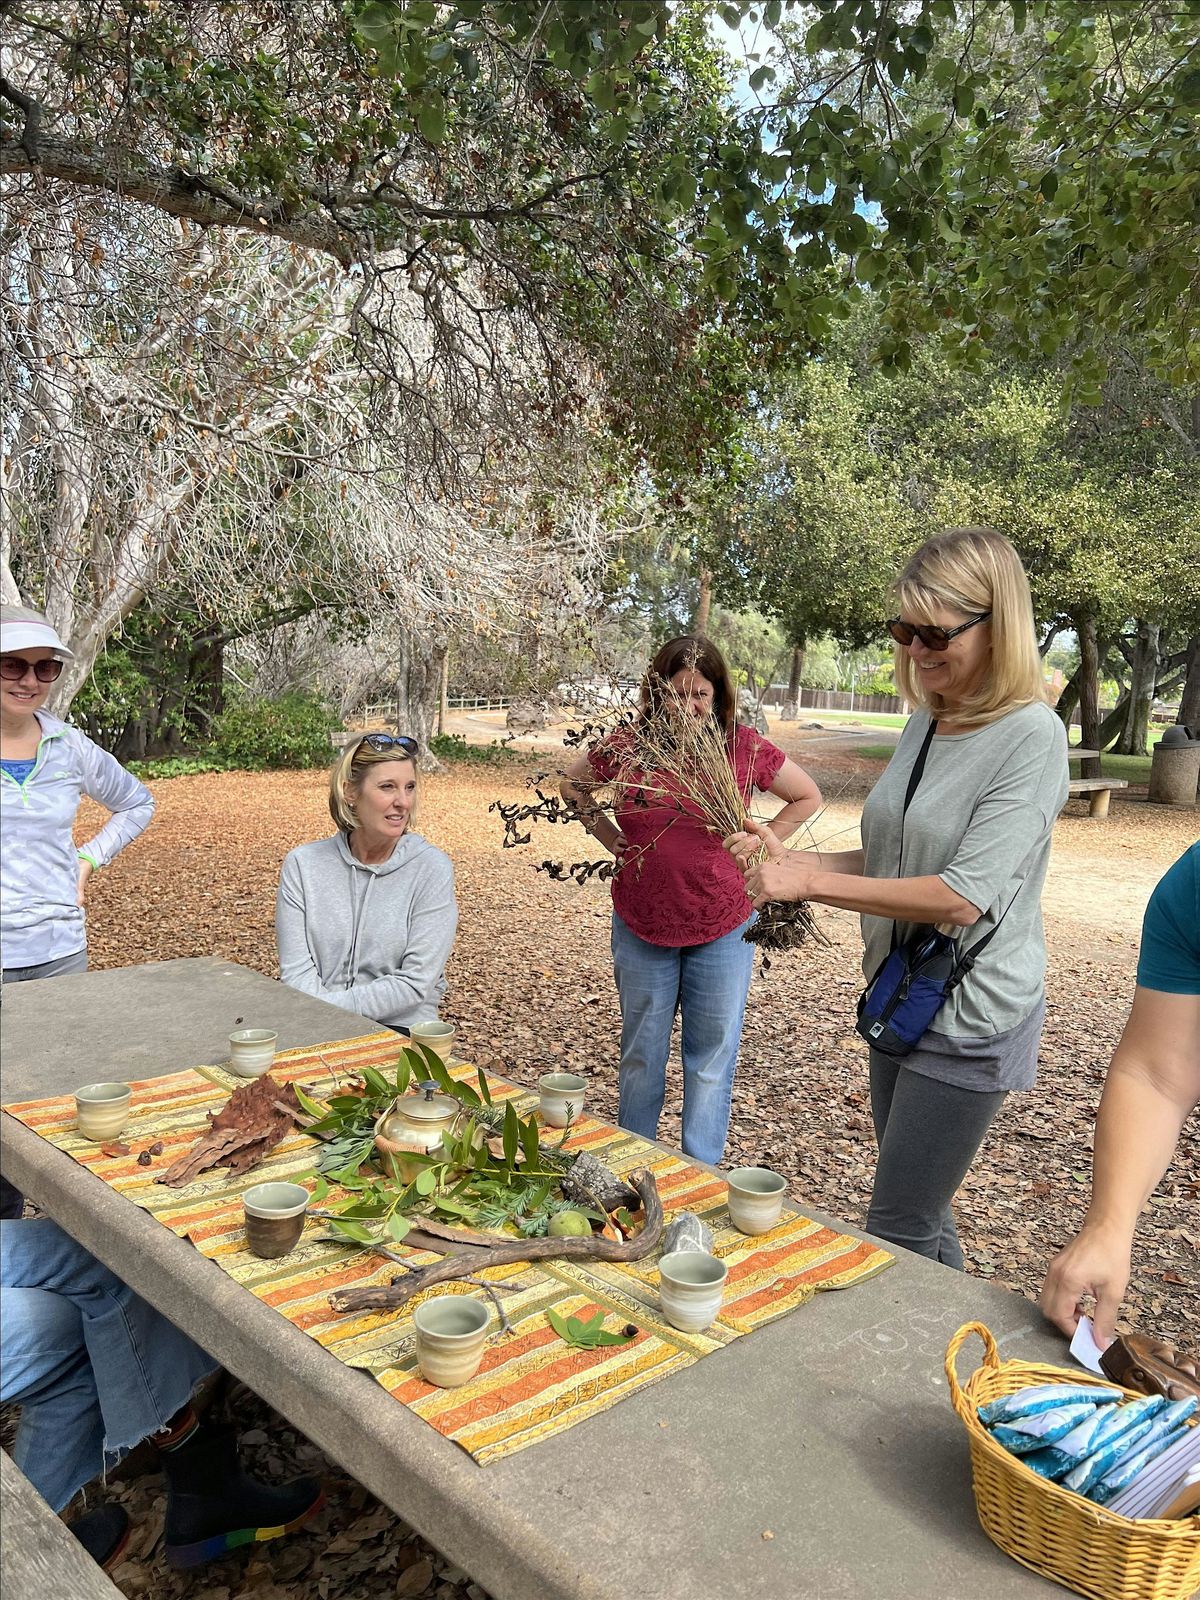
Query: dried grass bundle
[{"left": 607, "top": 679, "right": 829, "bottom": 958}]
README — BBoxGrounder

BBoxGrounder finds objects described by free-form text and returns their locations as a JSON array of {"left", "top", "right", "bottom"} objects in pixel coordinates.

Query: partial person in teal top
[{"left": 1040, "top": 842, "right": 1200, "bottom": 1345}]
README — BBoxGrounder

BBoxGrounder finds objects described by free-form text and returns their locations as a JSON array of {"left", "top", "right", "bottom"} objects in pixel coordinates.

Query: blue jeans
[
  {"left": 0, "top": 1219, "right": 218, "bottom": 1510},
  {"left": 611, "top": 912, "right": 755, "bottom": 1166}
]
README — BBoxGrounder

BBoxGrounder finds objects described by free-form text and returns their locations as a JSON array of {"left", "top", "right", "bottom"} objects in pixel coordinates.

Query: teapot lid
[{"left": 398, "top": 1081, "right": 460, "bottom": 1122}]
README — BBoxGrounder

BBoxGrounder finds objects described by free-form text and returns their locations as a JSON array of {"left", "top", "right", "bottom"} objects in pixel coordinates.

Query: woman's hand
[
  {"left": 723, "top": 817, "right": 785, "bottom": 868},
  {"left": 744, "top": 854, "right": 816, "bottom": 907},
  {"left": 76, "top": 859, "right": 93, "bottom": 907},
  {"left": 1039, "top": 1224, "right": 1131, "bottom": 1347}
]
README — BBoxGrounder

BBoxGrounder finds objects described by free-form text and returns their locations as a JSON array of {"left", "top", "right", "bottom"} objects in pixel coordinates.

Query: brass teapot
[{"left": 374, "top": 1080, "right": 476, "bottom": 1182}]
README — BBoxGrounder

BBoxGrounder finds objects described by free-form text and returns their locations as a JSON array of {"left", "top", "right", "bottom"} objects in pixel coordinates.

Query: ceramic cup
[
  {"left": 538, "top": 1071, "right": 587, "bottom": 1128},
  {"left": 74, "top": 1082, "right": 132, "bottom": 1143},
  {"left": 726, "top": 1166, "right": 788, "bottom": 1236},
  {"left": 243, "top": 1181, "right": 309, "bottom": 1258},
  {"left": 409, "top": 1021, "right": 456, "bottom": 1063},
  {"left": 412, "top": 1296, "right": 491, "bottom": 1387},
  {"left": 658, "top": 1250, "right": 728, "bottom": 1333},
  {"left": 228, "top": 1028, "right": 278, "bottom": 1078}
]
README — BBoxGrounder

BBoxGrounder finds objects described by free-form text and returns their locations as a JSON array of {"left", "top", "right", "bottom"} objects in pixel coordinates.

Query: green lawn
[{"left": 858, "top": 742, "right": 1154, "bottom": 784}]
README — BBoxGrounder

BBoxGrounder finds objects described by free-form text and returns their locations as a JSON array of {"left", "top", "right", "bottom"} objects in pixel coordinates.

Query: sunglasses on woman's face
[
  {"left": 358, "top": 733, "right": 419, "bottom": 756},
  {"left": 885, "top": 612, "right": 991, "bottom": 652},
  {"left": 0, "top": 655, "right": 65, "bottom": 683}
]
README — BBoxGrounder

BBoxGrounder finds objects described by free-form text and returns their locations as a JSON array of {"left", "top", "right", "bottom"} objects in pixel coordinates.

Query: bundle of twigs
[{"left": 606, "top": 680, "right": 829, "bottom": 957}]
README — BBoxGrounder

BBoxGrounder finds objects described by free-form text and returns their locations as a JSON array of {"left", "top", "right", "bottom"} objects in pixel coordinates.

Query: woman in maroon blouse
[{"left": 562, "top": 636, "right": 821, "bottom": 1164}]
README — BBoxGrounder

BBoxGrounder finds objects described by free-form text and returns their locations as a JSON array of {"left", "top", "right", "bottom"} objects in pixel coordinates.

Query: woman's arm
[
  {"left": 560, "top": 751, "right": 627, "bottom": 858},
  {"left": 726, "top": 819, "right": 969, "bottom": 921},
  {"left": 761, "top": 758, "right": 822, "bottom": 843},
  {"left": 1040, "top": 987, "right": 1200, "bottom": 1343},
  {"left": 75, "top": 737, "right": 155, "bottom": 871}
]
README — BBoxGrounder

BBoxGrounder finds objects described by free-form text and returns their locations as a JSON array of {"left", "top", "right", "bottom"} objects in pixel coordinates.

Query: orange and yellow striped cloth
[{"left": 4, "top": 1032, "right": 892, "bottom": 1464}]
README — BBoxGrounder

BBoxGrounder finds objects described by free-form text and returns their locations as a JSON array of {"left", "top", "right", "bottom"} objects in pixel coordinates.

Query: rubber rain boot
[{"left": 161, "top": 1424, "right": 324, "bottom": 1568}]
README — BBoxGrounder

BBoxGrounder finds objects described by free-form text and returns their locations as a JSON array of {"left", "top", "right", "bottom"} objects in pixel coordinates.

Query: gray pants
[
  {"left": 866, "top": 1054, "right": 1006, "bottom": 1270},
  {"left": 0, "top": 947, "right": 89, "bottom": 1218}
]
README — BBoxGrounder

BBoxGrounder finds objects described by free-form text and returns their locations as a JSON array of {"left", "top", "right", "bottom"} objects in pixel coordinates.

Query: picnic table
[
  {"left": 0, "top": 957, "right": 1072, "bottom": 1599},
  {"left": 1067, "top": 748, "right": 1128, "bottom": 818}
]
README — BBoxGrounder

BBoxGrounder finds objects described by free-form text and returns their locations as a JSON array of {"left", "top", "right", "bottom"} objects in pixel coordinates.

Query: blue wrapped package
[
  {"left": 1062, "top": 1417, "right": 1158, "bottom": 1497},
  {"left": 1092, "top": 1399, "right": 1199, "bottom": 1507},
  {"left": 1028, "top": 1402, "right": 1136, "bottom": 1480},
  {"left": 978, "top": 1383, "right": 1122, "bottom": 1427},
  {"left": 1088, "top": 1394, "right": 1165, "bottom": 1452},
  {"left": 990, "top": 1403, "right": 1100, "bottom": 1455}
]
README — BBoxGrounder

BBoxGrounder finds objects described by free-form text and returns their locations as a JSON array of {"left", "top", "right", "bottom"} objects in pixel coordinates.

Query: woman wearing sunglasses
[
  {"left": 727, "top": 528, "right": 1069, "bottom": 1268},
  {"left": 1, "top": 603, "right": 157, "bottom": 1216},
  {"left": 275, "top": 732, "right": 457, "bottom": 1033}
]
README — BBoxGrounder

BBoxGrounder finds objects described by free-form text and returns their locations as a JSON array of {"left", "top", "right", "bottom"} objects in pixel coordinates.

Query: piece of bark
[
  {"left": 328, "top": 1169, "right": 663, "bottom": 1314},
  {"left": 157, "top": 1075, "right": 302, "bottom": 1188}
]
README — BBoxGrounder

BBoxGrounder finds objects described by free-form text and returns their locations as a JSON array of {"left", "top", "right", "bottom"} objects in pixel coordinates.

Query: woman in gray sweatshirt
[{"left": 275, "top": 734, "right": 457, "bottom": 1032}]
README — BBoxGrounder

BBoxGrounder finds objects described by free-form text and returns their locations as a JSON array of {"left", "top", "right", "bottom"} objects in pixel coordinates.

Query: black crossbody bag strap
[{"left": 889, "top": 716, "right": 938, "bottom": 953}]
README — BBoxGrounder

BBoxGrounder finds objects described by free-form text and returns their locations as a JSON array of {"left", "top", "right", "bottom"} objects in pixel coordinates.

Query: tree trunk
[
  {"left": 783, "top": 638, "right": 806, "bottom": 719},
  {"left": 1179, "top": 634, "right": 1200, "bottom": 727},
  {"left": 692, "top": 567, "right": 713, "bottom": 635},
  {"left": 1055, "top": 672, "right": 1081, "bottom": 728},
  {"left": 394, "top": 629, "right": 448, "bottom": 767},
  {"left": 1113, "top": 620, "right": 1159, "bottom": 756},
  {"left": 437, "top": 646, "right": 450, "bottom": 737},
  {"left": 1074, "top": 612, "right": 1102, "bottom": 779}
]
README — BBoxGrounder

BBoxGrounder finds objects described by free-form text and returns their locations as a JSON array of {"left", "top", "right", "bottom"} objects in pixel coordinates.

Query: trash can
[{"left": 1149, "top": 726, "right": 1200, "bottom": 806}]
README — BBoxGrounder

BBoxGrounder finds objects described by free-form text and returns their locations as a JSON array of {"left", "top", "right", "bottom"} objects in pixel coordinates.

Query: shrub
[
  {"left": 129, "top": 755, "right": 232, "bottom": 780},
  {"left": 209, "top": 692, "right": 338, "bottom": 771}
]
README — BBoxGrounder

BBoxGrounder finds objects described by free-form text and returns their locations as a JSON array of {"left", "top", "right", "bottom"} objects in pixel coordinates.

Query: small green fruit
[{"left": 547, "top": 1210, "right": 593, "bottom": 1238}]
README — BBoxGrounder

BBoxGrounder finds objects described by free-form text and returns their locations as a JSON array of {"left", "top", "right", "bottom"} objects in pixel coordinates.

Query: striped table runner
[{"left": 5, "top": 1033, "right": 893, "bottom": 1464}]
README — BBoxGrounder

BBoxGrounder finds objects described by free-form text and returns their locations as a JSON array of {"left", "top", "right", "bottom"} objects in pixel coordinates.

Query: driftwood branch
[{"left": 328, "top": 1169, "right": 662, "bottom": 1314}]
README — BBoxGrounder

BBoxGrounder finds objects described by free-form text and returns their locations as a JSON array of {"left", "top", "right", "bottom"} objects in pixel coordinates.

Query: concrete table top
[{"left": 0, "top": 958, "right": 1067, "bottom": 1599}]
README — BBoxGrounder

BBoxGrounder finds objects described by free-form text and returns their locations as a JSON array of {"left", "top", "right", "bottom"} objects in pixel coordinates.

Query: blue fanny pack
[{"left": 855, "top": 718, "right": 1017, "bottom": 1058}]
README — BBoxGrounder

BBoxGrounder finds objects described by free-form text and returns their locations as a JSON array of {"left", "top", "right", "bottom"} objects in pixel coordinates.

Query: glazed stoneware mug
[
  {"left": 726, "top": 1167, "right": 788, "bottom": 1236},
  {"left": 228, "top": 1028, "right": 278, "bottom": 1078},
  {"left": 658, "top": 1250, "right": 728, "bottom": 1333},
  {"left": 412, "top": 1296, "right": 491, "bottom": 1387},
  {"left": 74, "top": 1082, "right": 132, "bottom": 1143},
  {"left": 409, "top": 1021, "right": 456, "bottom": 1063},
  {"left": 243, "top": 1181, "right": 309, "bottom": 1258},
  {"left": 538, "top": 1072, "right": 587, "bottom": 1128}
]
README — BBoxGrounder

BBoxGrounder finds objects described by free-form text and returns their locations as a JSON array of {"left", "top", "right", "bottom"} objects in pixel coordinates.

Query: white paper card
[{"left": 1069, "top": 1315, "right": 1107, "bottom": 1376}]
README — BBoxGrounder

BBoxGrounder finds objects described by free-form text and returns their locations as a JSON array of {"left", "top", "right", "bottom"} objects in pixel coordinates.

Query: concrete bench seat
[
  {"left": 1, "top": 1451, "right": 124, "bottom": 1600},
  {"left": 1068, "top": 776, "right": 1129, "bottom": 819}
]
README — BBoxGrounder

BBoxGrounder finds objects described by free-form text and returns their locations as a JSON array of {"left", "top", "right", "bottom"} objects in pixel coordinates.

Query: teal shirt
[{"left": 1136, "top": 843, "right": 1200, "bottom": 995}]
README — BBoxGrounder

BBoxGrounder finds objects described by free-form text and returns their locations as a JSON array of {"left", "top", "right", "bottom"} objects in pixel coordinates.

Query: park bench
[
  {"left": 0, "top": 1450, "right": 125, "bottom": 1600},
  {"left": 1067, "top": 776, "right": 1129, "bottom": 819}
]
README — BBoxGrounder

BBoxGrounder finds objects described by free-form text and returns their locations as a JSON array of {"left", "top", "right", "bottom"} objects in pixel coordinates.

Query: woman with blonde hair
[
  {"left": 276, "top": 733, "right": 457, "bottom": 1032},
  {"left": 728, "top": 528, "right": 1068, "bottom": 1267}
]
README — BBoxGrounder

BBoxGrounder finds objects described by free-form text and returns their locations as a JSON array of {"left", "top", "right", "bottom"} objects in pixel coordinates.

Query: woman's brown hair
[{"left": 642, "top": 635, "right": 738, "bottom": 736}]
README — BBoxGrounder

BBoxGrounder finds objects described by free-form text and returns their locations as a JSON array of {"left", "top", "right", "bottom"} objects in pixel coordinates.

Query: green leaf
[
  {"left": 312, "top": 1174, "right": 330, "bottom": 1202},
  {"left": 546, "top": 1307, "right": 575, "bottom": 1343},
  {"left": 417, "top": 94, "right": 446, "bottom": 144},
  {"left": 414, "top": 1167, "right": 438, "bottom": 1196},
  {"left": 519, "top": 1111, "right": 542, "bottom": 1169},
  {"left": 432, "top": 1195, "right": 474, "bottom": 1217},
  {"left": 502, "top": 1102, "right": 519, "bottom": 1168},
  {"left": 330, "top": 1219, "right": 377, "bottom": 1245},
  {"left": 476, "top": 1067, "right": 492, "bottom": 1105},
  {"left": 386, "top": 1211, "right": 411, "bottom": 1242},
  {"left": 361, "top": 1066, "right": 391, "bottom": 1097},
  {"left": 294, "top": 1084, "right": 327, "bottom": 1119}
]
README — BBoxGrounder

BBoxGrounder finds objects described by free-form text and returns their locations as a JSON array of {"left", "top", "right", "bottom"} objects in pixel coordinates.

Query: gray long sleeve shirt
[
  {"left": 859, "top": 701, "right": 1069, "bottom": 1040},
  {"left": 275, "top": 831, "right": 457, "bottom": 1031}
]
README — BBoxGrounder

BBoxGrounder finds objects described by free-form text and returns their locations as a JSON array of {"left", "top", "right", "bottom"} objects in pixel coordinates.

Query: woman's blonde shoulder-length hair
[
  {"left": 892, "top": 527, "right": 1048, "bottom": 730},
  {"left": 327, "top": 737, "right": 419, "bottom": 833}
]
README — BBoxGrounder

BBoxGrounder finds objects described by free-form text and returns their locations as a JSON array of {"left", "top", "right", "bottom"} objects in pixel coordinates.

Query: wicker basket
[{"left": 946, "top": 1322, "right": 1200, "bottom": 1600}]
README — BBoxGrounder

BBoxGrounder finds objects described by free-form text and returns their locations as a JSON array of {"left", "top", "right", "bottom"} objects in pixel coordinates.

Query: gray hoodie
[{"left": 275, "top": 831, "right": 457, "bottom": 1030}]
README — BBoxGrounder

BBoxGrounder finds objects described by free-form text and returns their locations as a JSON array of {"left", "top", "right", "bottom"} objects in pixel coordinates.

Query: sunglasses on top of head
[
  {"left": 0, "top": 655, "right": 65, "bottom": 683},
  {"left": 885, "top": 612, "right": 991, "bottom": 652},
  {"left": 357, "top": 732, "right": 419, "bottom": 756}
]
